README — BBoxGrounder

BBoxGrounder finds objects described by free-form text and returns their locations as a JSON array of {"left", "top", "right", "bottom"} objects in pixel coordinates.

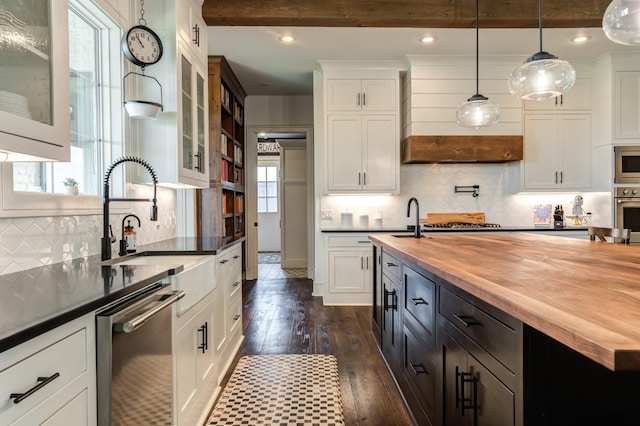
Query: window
[
  {"left": 257, "top": 166, "right": 278, "bottom": 213},
  {"left": 9, "top": 0, "right": 123, "bottom": 200}
]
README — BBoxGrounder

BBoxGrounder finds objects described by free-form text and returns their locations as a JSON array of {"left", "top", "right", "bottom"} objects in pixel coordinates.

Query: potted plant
[{"left": 63, "top": 177, "right": 79, "bottom": 195}]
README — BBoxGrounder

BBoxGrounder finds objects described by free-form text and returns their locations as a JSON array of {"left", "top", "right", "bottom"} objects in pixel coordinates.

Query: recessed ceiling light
[
  {"left": 280, "top": 35, "right": 295, "bottom": 43},
  {"left": 571, "top": 35, "right": 591, "bottom": 44},
  {"left": 421, "top": 36, "right": 435, "bottom": 44}
]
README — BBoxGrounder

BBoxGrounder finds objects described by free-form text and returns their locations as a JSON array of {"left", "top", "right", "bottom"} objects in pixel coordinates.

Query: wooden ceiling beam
[{"left": 202, "top": 0, "right": 612, "bottom": 29}]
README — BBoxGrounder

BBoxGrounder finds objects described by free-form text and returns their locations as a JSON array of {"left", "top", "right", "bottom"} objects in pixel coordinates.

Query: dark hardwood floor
[{"left": 217, "top": 277, "right": 414, "bottom": 425}]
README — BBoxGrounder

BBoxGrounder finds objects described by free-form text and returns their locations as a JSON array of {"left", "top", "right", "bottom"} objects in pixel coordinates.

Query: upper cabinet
[
  {"left": 133, "top": 0, "right": 209, "bottom": 187},
  {"left": 615, "top": 71, "right": 640, "bottom": 140},
  {"left": 523, "top": 78, "right": 592, "bottom": 112},
  {"left": 0, "top": 0, "right": 70, "bottom": 161},
  {"left": 326, "top": 79, "right": 397, "bottom": 112},
  {"left": 317, "top": 63, "right": 402, "bottom": 194}
]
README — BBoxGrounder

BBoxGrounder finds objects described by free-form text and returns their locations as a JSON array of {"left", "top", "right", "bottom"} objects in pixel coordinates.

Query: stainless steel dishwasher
[{"left": 96, "top": 283, "right": 184, "bottom": 426}]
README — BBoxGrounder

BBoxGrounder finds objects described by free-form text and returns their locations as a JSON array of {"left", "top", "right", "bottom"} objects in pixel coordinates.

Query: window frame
[
  {"left": 0, "top": 0, "right": 129, "bottom": 218},
  {"left": 257, "top": 164, "right": 279, "bottom": 214}
]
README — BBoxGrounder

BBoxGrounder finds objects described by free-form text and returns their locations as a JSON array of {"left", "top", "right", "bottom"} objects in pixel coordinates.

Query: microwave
[{"left": 615, "top": 146, "right": 640, "bottom": 183}]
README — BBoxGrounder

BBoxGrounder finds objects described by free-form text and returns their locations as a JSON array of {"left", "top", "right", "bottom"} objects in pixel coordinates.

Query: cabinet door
[
  {"left": 328, "top": 250, "right": 367, "bottom": 293},
  {"left": 615, "top": 71, "right": 640, "bottom": 139},
  {"left": 467, "top": 356, "right": 515, "bottom": 426},
  {"left": 327, "top": 79, "right": 361, "bottom": 111},
  {"left": 0, "top": 0, "right": 70, "bottom": 161},
  {"left": 175, "top": 314, "right": 199, "bottom": 424},
  {"left": 361, "top": 79, "right": 396, "bottom": 111},
  {"left": 523, "top": 78, "right": 591, "bottom": 111},
  {"left": 327, "top": 115, "right": 363, "bottom": 191},
  {"left": 523, "top": 115, "right": 558, "bottom": 189},
  {"left": 362, "top": 115, "right": 398, "bottom": 192},
  {"left": 557, "top": 115, "right": 591, "bottom": 189},
  {"left": 441, "top": 328, "right": 469, "bottom": 426}
]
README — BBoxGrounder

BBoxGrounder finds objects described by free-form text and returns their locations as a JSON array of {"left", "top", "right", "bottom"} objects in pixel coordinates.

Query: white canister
[
  {"left": 341, "top": 212, "right": 353, "bottom": 228},
  {"left": 373, "top": 217, "right": 383, "bottom": 228},
  {"left": 359, "top": 214, "right": 369, "bottom": 228}
]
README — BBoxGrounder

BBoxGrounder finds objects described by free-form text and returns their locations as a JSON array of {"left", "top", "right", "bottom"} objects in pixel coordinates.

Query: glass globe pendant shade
[
  {"left": 456, "top": 94, "right": 501, "bottom": 129},
  {"left": 508, "top": 52, "right": 576, "bottom": 101},
  {"left": 603, "top": 0, "right": 640, "bottom": 45}
]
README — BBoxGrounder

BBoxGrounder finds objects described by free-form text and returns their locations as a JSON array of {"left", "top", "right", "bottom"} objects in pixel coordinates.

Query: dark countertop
[{"left": 0, "top": 237, "right": 244, "bottom": 354}]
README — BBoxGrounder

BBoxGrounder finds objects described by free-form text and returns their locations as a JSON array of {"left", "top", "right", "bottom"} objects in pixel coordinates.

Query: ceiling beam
[{"left": 202, "top": 0, "right": 612, "bottom": 29}]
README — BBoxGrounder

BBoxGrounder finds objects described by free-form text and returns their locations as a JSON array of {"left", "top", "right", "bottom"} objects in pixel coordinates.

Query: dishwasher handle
[{"left": 114, "top": 290, "right": 184, "bottom": 333}]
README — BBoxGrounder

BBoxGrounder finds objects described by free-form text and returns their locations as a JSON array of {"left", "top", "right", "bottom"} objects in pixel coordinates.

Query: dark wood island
[{"left": 370, "top": 232, "right": 640, "bottom": 426}]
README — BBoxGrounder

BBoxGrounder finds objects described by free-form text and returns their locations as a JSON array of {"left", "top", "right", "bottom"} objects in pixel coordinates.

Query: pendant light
[
  {"left": 456, "top": 0, "right": 500, "bottom": 129},
  {"left": 603, "top": 0, "right": 640, "bottom": 45},
  {"left": 508, "top": 0, "right": 576, "bottom": 101}
]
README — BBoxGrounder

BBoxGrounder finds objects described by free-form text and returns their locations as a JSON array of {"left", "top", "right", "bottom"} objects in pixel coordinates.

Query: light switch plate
[{"left": 321, "top": 210, "right": 333, "bottom": 220}]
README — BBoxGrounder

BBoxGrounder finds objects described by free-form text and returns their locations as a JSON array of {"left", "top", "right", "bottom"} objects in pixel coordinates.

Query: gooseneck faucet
[
  {"left": 407, "top": 197, "right": 421, "bottom": 238},
  {"left": 102, "top": 157, "right": 158, "bottom": 261}
]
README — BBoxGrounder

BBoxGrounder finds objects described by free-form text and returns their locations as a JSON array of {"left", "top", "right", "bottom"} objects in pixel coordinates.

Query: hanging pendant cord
[
  {"left": 538, "top": 0, "right": 543, "bottom": 52},
  {"left": 475, "top": 0, "right": 479, "bottom": 95}
]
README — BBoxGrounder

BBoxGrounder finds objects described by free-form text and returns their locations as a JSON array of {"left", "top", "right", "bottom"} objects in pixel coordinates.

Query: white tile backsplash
[
  {"left": 321, "top": 163, "right": 612, "bottom": 230},
  {"left": 0, "top": 185, "right": 178, "bottom": 275}
]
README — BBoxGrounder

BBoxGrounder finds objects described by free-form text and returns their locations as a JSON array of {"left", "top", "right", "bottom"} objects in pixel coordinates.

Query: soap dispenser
[{"left": 124, "top": 220, "right": 137, "bottom": 253}]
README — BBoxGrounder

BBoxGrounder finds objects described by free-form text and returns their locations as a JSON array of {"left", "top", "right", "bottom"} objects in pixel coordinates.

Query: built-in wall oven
[
  {"left": 614, "top": 146, "right": 640, "bottom": 183},
  {"left": 97, "top": 283, "right": 184, "bottom": 426},
  {"left": 615, "top": 187, "right": 640, "bottom": 243}
]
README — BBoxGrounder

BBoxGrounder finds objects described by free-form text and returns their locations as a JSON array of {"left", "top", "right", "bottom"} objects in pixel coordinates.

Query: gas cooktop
[{"left": 423, "top": 222, "right": 502, "bottom": 229}]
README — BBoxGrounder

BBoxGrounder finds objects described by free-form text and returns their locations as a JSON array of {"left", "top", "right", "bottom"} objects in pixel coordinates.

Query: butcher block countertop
[{"left": 370, "top": 232, "right": 640, "bottom": 371}]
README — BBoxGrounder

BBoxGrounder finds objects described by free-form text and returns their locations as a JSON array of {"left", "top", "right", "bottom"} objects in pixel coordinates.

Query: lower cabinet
[
  {"left": 325, "top": 234, "right": 373, "bottom": 305},
  {"left": 174, "top": 291, "right": 219, "bottom": 426},
  {"left": 0, "top": 314, "right": 96, "bottom": 426},
  {"left": 439, "top": 327, "right": 515, "bottom": 426}
]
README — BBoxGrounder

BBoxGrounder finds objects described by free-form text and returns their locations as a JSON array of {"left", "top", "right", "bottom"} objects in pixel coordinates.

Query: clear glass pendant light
[
  {"left": 603, "top": 0, "right": 640, "bottom": 45},
  {"left": 456, "top": 0, "right": 500, "bottom": 129},
  {"left": 508, "top": 0, "right": 576, "bottom": 101}
]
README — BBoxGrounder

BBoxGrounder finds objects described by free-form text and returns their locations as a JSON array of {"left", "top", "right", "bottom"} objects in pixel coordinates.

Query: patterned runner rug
[{"left": 207, "top": 354, "right": 344, "bottom": 425}]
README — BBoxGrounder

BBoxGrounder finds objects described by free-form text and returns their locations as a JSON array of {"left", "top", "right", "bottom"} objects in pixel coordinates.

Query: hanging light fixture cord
[
  {"left": 474, "top": 0, "right": 479, "bottom": 96},
  {"left": 538, "top": 0, "right": 543, "bottom": 52}
]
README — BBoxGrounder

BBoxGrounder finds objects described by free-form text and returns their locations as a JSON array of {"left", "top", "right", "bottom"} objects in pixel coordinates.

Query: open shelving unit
[{"left": 208, "top": 56, "right": 246, "bottom": 244}]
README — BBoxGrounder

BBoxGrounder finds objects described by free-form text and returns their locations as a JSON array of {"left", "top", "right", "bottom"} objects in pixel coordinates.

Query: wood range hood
[{"left": 401, "top": 135, "right": 523, "bottom": 164}]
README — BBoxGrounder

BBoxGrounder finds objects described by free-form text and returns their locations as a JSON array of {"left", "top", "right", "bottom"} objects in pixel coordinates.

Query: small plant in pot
[{"left": 63, "top": 177, "right": 79, "bottom": 195}]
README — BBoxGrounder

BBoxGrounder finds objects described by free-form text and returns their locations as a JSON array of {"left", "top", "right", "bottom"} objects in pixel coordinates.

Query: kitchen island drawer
[
  {"left": 381, "top": 250, "right": 402, "bottom": 282},
  {"left": 0, "top": 328, "right": 87, "bottom": 424},
  {"left": 403, "top": 265, "right": 435, "bottom": 343},
  {"left": 439, "top": 286, "right": 518, "bottom": 374}
]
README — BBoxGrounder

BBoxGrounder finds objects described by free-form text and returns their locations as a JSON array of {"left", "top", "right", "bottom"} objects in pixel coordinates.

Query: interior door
[{"left": 279, "top": 139, "right": 308, "bottom": 270}]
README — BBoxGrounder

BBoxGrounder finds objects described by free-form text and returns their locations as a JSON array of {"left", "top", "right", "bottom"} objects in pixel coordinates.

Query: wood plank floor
[{"left": 217, "top": 277, "right": 414, "bottom": 425}]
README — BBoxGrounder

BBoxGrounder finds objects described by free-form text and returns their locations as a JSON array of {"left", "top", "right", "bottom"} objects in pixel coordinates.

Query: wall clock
[{"left": 121, "top": 0, "right": 163, "bottom": 68}]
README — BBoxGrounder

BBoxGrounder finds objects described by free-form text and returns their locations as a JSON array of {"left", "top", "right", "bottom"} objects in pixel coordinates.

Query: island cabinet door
[{"left": 440, "top": 327, "right": 515, "bottom": 426}]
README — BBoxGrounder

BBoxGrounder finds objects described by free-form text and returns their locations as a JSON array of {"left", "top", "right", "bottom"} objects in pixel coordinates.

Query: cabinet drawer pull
[
  {"left": 233, "top": 314, "right": 241, "bottom": 321},
  {"left": 409, "top": 363, "right": 428, "bottom": 375},
  {"left": 457, "top": 369, "right": 478, "bottom": 420},
  {"left": 233, "top": 255, "right": 240, "bottom": 259},
  {"left": 385, "top": 262, "right": 398, "bottom": 267},
  {"left": 233, "top": 281, "right": 241, "bottom": 287},
  {"left": 453, "top": 313, "right": 477, "bottom": 328},
  {"left": 11, "top": 373, "right": 60, "bottom": 404},
  {"left": 410, "top": 297, "right": 428, "bottom": 306},
  {"left": 192, "top": 24, "right": 200, "bottom": 46},
  {"left": 220, "top": 259, "right": 228, "bottom": 264}
]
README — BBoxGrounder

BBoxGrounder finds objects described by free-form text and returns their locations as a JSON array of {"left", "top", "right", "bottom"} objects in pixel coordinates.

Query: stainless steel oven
[
  {"left": 97, "top": 283, "right": 184, "bottom": 426},
  {"left": 615, "top": 187, "right": 640, "bottom": 243},
  {"left": 614, "top": 146, "right": 640, "bottom": 183}
]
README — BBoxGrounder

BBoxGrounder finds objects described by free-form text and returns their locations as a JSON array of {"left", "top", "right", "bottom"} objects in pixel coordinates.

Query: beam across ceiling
[{"left": 202, "top": 0, "right": 612, "bottom": 29}]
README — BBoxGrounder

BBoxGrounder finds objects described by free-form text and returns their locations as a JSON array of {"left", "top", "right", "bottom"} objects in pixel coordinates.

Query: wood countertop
[{"left": 369, "top": 232, "right": 640, "bottom": 371}]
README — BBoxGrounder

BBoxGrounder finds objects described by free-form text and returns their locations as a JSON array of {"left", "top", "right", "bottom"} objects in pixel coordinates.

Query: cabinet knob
[{"left": 233, "top": 314, "right": 241, "bottom": 321}]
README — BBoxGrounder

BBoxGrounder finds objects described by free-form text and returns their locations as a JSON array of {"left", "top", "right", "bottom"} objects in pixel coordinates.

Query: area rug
[
  {"left": 207, "top": 354, "right": 345, "bottom": 425},
  {"left": 258, "top": 252, "right": 281, "bottom": 264}
]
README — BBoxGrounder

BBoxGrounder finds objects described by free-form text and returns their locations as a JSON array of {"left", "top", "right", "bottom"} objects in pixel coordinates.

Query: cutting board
[{"left": 420, "top": 212, "right": 486, "bottom": 224}]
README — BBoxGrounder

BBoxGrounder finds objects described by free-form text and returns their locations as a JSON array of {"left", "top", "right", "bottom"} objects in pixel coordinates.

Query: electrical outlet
[{"left": 321, "top": 210, "right": 333, "bottom": 220}]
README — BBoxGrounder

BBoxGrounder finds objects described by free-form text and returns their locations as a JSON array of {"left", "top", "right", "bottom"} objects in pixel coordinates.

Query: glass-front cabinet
[{"left": 0, "top": 0, "right": 70, "bottom": 161}]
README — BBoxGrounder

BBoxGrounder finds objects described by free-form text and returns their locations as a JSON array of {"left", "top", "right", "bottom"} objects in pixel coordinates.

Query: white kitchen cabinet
[
  {"left": 327, "top": 79, "right": 396, "bottom": 112},
  {"left": 615, "top": 71, "right": 640, "bottom": 140},
  {"left": 524, "top": 78, "right": 591, "bottom": 112},
  {"left": 0, "top": 314, "right": 96, "bottom": 426},
  {"left": 214, "top": 244, "right": 243, "bottom": 383},
  {"left": 325, "top": 234, "right": 373, "bottom": 305},
  {"left": 135, "top": 0, "right": 209, "bottom": 187},
  {"left": 523, "top": 114, "right": 591, "bottom": 190},
  {"left": 174, "top": 290, "right": 219, "bottom": 426},
  {"left": 0, "top": 0, "right": 70, "bottom": 161},
  {"left": 327, "top": 114, "right": 398, "bottom": 193}
]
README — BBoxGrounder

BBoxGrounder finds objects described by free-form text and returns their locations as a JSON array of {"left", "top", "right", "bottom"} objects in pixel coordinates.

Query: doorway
[{"left": 246, "top": 126, "right": 314, "bottom": 281}]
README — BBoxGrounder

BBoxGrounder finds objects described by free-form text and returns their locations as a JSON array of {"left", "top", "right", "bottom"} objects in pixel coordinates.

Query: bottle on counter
[{"left": 124, "top": 220, "right": 137, "bottom": 253}]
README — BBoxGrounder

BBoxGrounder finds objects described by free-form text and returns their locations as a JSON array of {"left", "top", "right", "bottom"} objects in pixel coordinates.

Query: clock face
[{"left": 122, "top": 25, "right": 163, "bottom": 67}]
